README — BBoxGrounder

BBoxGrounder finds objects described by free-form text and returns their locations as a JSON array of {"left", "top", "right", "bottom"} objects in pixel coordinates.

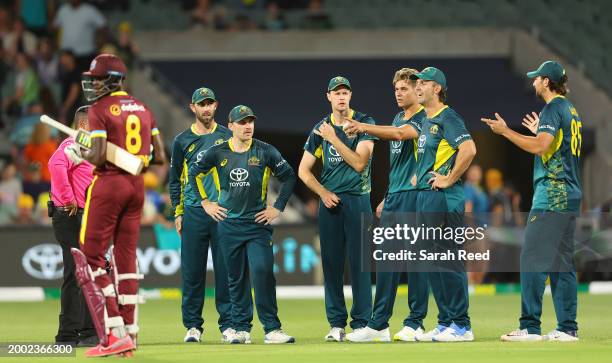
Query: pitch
[{"left": 2, "top": 294, "right": 611, "bottom": 362}]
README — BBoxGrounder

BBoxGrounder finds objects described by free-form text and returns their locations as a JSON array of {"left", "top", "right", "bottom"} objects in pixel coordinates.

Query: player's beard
[{"left": 197, "top": 112, "right": 214, "bottom": 127}]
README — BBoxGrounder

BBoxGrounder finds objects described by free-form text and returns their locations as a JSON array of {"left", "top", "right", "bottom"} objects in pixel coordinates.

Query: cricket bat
[{"left": 40, "top": 114, "right": 144, "bottom": 176}]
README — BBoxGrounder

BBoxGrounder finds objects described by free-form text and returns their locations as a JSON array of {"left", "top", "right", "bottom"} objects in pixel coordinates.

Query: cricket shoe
[
  {"left": 85, "top": 334, "right": 135, "bottom": 357},
  {"left": 432, "top": 323, "right": 474, "bottom": 342},
  {"left": 222, "top": 328, "right": 236, "bottom": 343},
  {"left": 231, "top": 331, "right": 252, "bottom": 344},
  {"left": 325, "top": 327, "right": 346, "bottom": 342},
  {"left": 184, "top": 327, "right": 202, "bottom": 343},
  {"left": 542, "top": 330, "right": 579, "bottom": 342},
  {"left": 500, "top": 329, "right": 543, "bottom": 342},
  {"left": 416, "top": 325, "right": 447, "bottom": 342},
  {"left": 393, "top": 326, "right": 424, "bottom": 342},
  {"left": 347, "top": 327, "right": 390, "bottom": 342},
  {"left": 264, "top": 329, "right": 295, "bottom": 344}
]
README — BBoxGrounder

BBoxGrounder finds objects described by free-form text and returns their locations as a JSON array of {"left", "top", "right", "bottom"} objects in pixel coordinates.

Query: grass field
[{"left": 1, "top": 294, "right": 612, "bottom": 362}]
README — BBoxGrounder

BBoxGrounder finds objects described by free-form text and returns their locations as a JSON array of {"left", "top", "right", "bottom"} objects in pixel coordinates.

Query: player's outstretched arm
[
  {"left": 344, "top": 118, "right": 418, "bottom": 141},
  {"left": 298, "top": 151, "right": 340, "bottom": 209},
  {"left": 481, "top": 113, "right": 553, "bottom": 155}
]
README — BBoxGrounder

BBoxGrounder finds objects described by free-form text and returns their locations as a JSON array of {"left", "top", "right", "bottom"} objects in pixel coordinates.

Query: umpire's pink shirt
[{"left": 48, "top": 137, "right": 94, "bottom": 208}]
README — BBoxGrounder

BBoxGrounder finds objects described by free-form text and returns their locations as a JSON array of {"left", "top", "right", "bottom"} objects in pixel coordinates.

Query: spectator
[
  {"left": 58, "top": 50, "right": 81, "bottom": 124},
  {"left": 22, "top": 162, "right": 49, "bottom": 201},
  {"left": 300, "top": 0, "right": 332, "bottom": 30},
  {"left": 17, "top": 0, "right": 56, "bottom": 37},
  {"left": 463, "top": 164, "right": 490, "bottom": 284},
  {"left": 486, "top": 168, "right": 523, "bottom": 227},
  {"left": 53, "top": 0, "right": 106, "bottom": 71},
  {"left": 10, "top": 103, "right": 58, "bottom": 149},
  {"left": 23, "top": 122, "right": 57, "bottom": 184},
  {"left": 0, "top": 162, "right": 21, "bottom": 225},
  {"left": 0, "top": 38, "right": 7, "bottom": 128},
  {"left": 115, "top": 21, "right": 139, "bottom": 71},
  {"left": 142, "top": 171, "right": 166, "bottom": 226},
  {"left": 0, "top": 7, "right": 11, "bottom": 40},
  {"left": 2, "top": 52, "right": 40, "bottom": 118},
  {"left": 3, "top": 16, "right": 37, "bottom": 59},
  {"left": 15, "top": 193, "right": 36, "bottom": 225},
  {"left": 464, "top": 164, "right": 489, "bottom": 215},
  {"left": 190, "top": 0, "right": 212, "bottom": 29},
  {"left": 35, "top": 37, "right": 59, "bottom": 90},
  {"left": 212, "top": 5, "right": 231, "bottom": 31},
  {"left": 262, "top": 1, "right": 287, "bottom": 31}
]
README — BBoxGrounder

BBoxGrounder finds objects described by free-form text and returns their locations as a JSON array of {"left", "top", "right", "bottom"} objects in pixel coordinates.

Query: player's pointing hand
[
  {"left": 480, "top": 113, "right": 509, "bottom": 135},
  {"left": 342, "top": 117, "right": 364, "bottom": 136},
  {"left": 201, "top": 199, "right": 228, "bottom": 222}
]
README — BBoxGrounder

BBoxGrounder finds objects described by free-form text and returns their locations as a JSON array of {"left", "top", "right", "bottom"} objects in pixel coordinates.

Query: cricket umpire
[{"left": 48, "top": 106, "right": 97, "bottom": 347}]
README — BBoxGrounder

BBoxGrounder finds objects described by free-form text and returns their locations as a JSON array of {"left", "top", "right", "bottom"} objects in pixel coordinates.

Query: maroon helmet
[{"left": 81, "top": 54, "right": 127, "bottom": 101}]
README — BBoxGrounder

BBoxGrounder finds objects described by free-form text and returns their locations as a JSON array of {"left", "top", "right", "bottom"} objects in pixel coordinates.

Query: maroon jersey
[{"left": 88, "top": 91, "right": 159, "bottom": 175}]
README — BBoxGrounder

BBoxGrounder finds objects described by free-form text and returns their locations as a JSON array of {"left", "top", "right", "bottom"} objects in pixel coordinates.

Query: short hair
[
  {"left": 545, "top": 75, "right": 569, "bottom": 96},
  {"left": 438, "top": 87, "right": 447, "bottom": 104},
  {"left": 393, "top": 68, "right": 418, "bottom": 87}
]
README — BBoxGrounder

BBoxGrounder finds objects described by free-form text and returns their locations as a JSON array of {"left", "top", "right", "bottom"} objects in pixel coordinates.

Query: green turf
[{"left": 1, "top": 295, "right": 611, "bottom": 362}]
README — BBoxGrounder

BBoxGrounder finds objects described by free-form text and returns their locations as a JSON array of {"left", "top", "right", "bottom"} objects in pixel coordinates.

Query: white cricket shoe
[
  {"left": 416, "top": 325, "right": 446, "bottom": 342},
  {"left": 542, "top": 330, "right": 579, "bottom": 342},
  {"left": 432, "top": 324, "right": 474, "bottom": 342},
  {"left": 324, "top": 327, "right": 346, "bottom": 342},
  {"left": 346, "top": 327, "right": 390, "bottom": 342},
  {"left": 221, "top": 328, "right": 236, "bottom": 343},
  {"left": 230, "top": 331, "right": 252, "bottom": 344},
  {"left": 393, "top": 326, "right": 424, "bottom": 342},
  {"left": 184, "top": 327, "right": 201, "bottom": 343},
  {"left": 264, "top": 329, "right": 295, "bottom": 344},
  {"left": 500, "top": 329, "right": 543, "bottom": 342}
]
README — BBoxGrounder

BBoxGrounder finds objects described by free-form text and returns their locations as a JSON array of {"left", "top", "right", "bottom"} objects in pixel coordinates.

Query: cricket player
[
  {"left": 298, "top": 76, "right": 376, "bottom": 342},
  {"left": 342, "top": 68, "right": 430, "bottom": 342},
  {"left": 411, "top": 67, "right": 476, "bottom": 342},
  {"left": 72, "top": 53, "right": 167, "bottom": 357},
  {"left": 188, "top": 105, "right": 296, "bottom": 344},
  {"left": 169, "top": 87, "right": 233, "bottom": 343},
  {"left": 483, "top": 61, "right": 581, "bottom": 342}
]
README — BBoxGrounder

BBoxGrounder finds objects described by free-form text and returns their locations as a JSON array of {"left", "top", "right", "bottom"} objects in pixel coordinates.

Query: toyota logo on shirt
[
  {"left": 328, "top": 145, "right": 343, "bottom": 163},
  {"left": 22, "top": 244, "right": 64, "bottom": 280},
  {"left": 229, "top": 168, "right": 250, "bottom": 187}
]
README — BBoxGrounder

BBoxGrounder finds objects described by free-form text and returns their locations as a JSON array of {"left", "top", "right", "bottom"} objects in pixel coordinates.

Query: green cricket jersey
[
  {"left": 532, "top": 95, "right": 582, "bottom": 212},
  {"left": 303, "top": 110, "right": 377, "bottom": 195},
  {"left": 187, "top": 138, "right": 296, "bottom": 220},
  {"left": 169, "top": 123, "right": 232, "bottom": 217},
  {"left": 388, "top": 107, "right": 426, "bottom": 194},
  {"left": 414, "top": 106, "right": 472, "bottom": 211}
]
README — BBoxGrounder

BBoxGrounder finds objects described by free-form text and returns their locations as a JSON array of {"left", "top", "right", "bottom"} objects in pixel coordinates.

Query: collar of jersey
[
  {"left": 228, "top": 138, "right": 252, "bottom": 153},
  {"left": 429, "top": 105, "right": 449, "bottom": 119},
  {"left": 404, "top": 105, "right": 425, "bottom": 120},
  {"left": 550, "top": 95, "right": 566, "bottom": 102},
  {"left": 330, "top": 109, "right": 355, "bottom": 125},
  {"left": 191, "top": 122, "right": 217, "bottom": 136},
  {"left": 110, "top": 91, "right": 128, "bottom": 96}
]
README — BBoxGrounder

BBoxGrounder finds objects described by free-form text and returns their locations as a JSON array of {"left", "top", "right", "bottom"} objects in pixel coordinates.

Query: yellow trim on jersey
[
  {"left": 430, "top": 105, "right": 449, "bottom": 119},
  {"left": 551, "top": 95, "right": 566, "bottom": 101},
  {"left": 542, "top": 129, "right": 564, "bottom": 163},
  {"left": 110, "top": 91, "right": 128, "bottom": 96},
  {"left": 405, "top": 106, "right": 425, "bottom": 120},
  {"left": 413, "top": 139, "right": 418, "bottom": 160},
  {"left": 175, "top": 160, "right": 187, "bottom": 217},
  {"left": 195, "top": 173, "right": 207, "bottom": 199},
  {"left": 190, "top": 122, "right": 218, "bottom": 136},
  {"left": 330, "top": 109, "right": 355, "bottom": 125},
  {"left": 90, "top": 130, "right": 107, "bottom": 138},
  {"left": 228, "top": 138, "right": 252, "bottom": 152},
  {"left": 200, "top": 167, "right": 221, "bottom": 200},
  {"left": 261, "top": 167, "right": 272, "bottom": 202},
  {"left": 434, "top": 139, "right": 456, "bottom": 171},
  {"left": 314, "top": 145, "right": 323, "bottom": 158},
  {"left": 152, "top": 128, "right": 160, "bottom": 136},
  {"left": 79, "top": 175, "right": 98, "bottom": 245}
]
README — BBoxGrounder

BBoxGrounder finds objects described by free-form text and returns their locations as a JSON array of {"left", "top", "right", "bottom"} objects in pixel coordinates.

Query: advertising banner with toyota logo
[{"left": 0, "top": 225, "right": 320, "bottom": 288}]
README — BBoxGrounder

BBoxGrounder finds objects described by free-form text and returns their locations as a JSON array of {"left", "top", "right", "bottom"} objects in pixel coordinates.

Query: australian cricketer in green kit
[
  {"left": 169, "top": 87, "right": 233, "bottom": 343},
  {"left": 188, "top": 105, "right": 297, "bottom": 345},
  {"left": 483, "top": 61, "right": 582, "bottom": 342},
  {"left": 298, "top": 76, "right": 376, "bottom": 342},
  {"left": 411, "top": 67, "right": 477, "bottom": 342},
  {"left": 343, "top": 68, "right": 430, "bottom": 343}
]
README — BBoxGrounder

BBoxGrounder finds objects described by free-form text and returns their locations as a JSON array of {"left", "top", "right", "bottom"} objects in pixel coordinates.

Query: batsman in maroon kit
[{"left": 70, "top": 53, "right": 167, "bottom": 357}]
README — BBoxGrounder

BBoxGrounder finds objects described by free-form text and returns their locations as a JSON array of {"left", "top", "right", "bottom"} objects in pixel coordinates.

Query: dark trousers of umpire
[
  {"left": 368, "top": 190, "right": 430, "bottom": 331},
  {"left": 217, "top": 219, "right": 281, "bottom": 334},
  {"left": 416, "top": 190, "right": 471, "bottom": 329},
  {"left": 181, "top": 205, "right": 232, "bottom": 332},
  {"left": 318, "top": 193, "right": 372, "bottom": 330},
  {"left": 51, "top": 208, "right": 95, "bottom": 343},
  {"left": 519, "top": 209, "right": 578, "bottom": 335}
]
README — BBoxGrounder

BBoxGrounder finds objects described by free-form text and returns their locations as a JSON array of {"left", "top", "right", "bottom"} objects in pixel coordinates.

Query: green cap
[
  {"left": 327, "top": 76, "right": 352, "bottom": 91},
  {"left": 229, "top": 105, "right": 256, "bottom": 123},
  {"left": 191, "top": 87, "right": 216, "bottom": 104},
  {"left": 526, "top": 61, "right": 565, "bottom": 82},
  {"left": 410, "top": 67, "right": 447, "bottom": 90}
]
